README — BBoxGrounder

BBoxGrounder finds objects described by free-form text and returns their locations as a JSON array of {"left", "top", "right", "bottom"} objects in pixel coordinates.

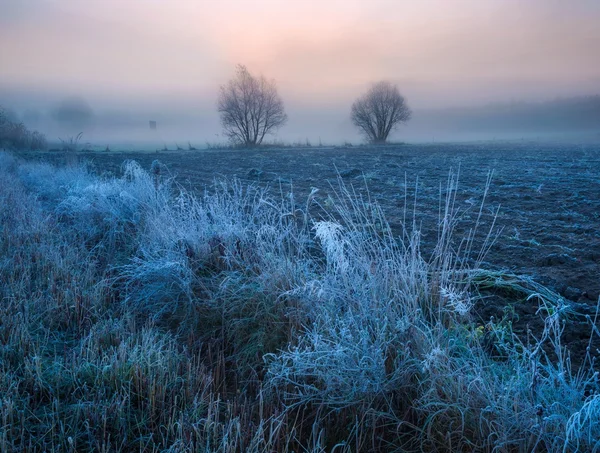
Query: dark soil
[{"left": 18, "top": 141, "right": 600, "bottom": 366}]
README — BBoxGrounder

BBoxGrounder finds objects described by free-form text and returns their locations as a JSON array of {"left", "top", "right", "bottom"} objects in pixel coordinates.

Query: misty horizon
[
  {"left": 2, "top": 0, "right": 600, "bottom": 145},
  {"left": 2, "top": 90, "right": 599, "bottom": 147}
]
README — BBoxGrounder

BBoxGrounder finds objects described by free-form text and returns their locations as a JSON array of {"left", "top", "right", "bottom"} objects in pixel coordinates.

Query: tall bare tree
[
  {"left": 218, "top": 65, "right": 287, "bottom": 147},
  {"left": 351, "top": 81, "right": 412, "bottom": 143}
]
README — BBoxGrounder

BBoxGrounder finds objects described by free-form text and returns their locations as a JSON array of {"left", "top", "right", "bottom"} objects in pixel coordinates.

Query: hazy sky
[{"left": 1, "top": 0, "right": 600, "bottom": 143}]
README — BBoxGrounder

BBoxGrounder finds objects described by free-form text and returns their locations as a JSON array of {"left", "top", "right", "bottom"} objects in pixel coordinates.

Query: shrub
[{"left": 0, "top": 106, "right": 47, "bottom": 150}]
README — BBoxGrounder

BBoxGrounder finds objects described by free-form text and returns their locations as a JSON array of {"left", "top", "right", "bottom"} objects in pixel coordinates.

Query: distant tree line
[
  {"left": 420, "top": 96, "right": 600, "bottom": 134},
  {"left": 0, "top": 106, "right": 47, "bottom": 150}
]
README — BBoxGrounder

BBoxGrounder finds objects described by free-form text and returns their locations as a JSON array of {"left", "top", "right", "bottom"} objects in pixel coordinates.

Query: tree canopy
[
  {"left": 351, "top": 81, "right": 411, "bottom": 143},
  {"left": 218, "top": 65, "right": 287, "bottom": 147}
]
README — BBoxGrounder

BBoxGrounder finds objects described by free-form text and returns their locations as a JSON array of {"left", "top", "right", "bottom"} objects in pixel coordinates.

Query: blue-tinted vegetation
[{"left": 0, "top": 150, "right": 598, "bottom": 451}]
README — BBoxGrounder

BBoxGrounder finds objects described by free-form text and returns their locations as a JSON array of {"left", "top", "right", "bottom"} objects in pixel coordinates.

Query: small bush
[{"left": 59, "top": 132, "right": 84, "bottom": 152}]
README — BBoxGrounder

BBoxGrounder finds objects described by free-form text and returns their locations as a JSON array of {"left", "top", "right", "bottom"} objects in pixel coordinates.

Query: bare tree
[
  {"left": 218, "top": 65, "right": 287, "bottom": 147},
  {"left": 351, "top": 81, "right": 412, "bottom": 143}
]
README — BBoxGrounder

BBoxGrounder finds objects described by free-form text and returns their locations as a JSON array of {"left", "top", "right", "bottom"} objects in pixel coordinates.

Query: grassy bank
[{"left": 0, "top": 151, "right": 598, "bottom": 452}]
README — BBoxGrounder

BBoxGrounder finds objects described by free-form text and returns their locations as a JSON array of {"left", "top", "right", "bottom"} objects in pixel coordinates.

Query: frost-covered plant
[
  {"left": 266, "top": 310, "right": 416, "bottom": 409},
  {"left": 1, "top": 150, "right": 598, "bottom": 452},
  {"left": 264, "top": 171, "right": 599, "bottom": 451},
  {"left": 313, "top": 221, "right": 348, "bottom": 274},
  {"left": 440, "top": 284, "right": 473, "bottom": 317},
  {"left": 17, "top": 159, "right": 94, "bottom": 202},
  {"left": 53, "top": 160, "right": 172, "bottom": 263},
  {"left": 565, "top": 395, "right": 600, "bottom": 451}
]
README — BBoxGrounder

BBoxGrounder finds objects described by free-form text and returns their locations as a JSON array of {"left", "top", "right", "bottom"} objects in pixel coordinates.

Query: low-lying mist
[{"left": 2, "top": 88, "right": 600, "bottom": 148}]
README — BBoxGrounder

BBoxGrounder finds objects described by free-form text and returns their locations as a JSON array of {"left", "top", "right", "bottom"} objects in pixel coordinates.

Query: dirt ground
[{"left": 18, "top": 141, "right": 600, "bottom": 364}]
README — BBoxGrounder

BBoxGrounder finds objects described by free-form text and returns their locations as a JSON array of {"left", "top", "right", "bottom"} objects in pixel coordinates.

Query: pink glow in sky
[{"left": 1, "top": 0, "right": 599, "bottom": 142}]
